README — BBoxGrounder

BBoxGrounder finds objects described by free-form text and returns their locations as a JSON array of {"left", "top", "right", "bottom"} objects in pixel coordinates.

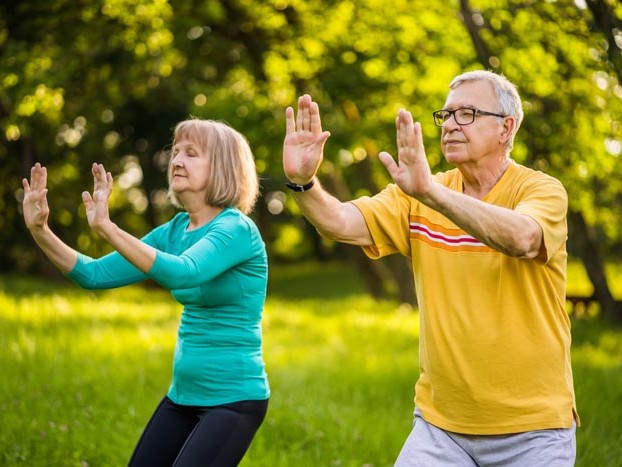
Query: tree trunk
[
  {"left": 585, "top": 0, "right": 622, "bottom": 83},
  {"left": 459, "top": 0, "right": 493, "bottom": 66},
  {"left": 568, "top": 210, "right": 622, "bottom": 322},
  {"left": 382, "top": 254, "right": 416, "bottom": 305},
  {"left": 336, "top": 242, "right": 393, "bottom": 301}
]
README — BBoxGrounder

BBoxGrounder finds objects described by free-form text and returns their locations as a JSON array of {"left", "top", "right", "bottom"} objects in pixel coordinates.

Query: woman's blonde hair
[{"left": 167, "top": 119, "right": 259, "bottom": 214}]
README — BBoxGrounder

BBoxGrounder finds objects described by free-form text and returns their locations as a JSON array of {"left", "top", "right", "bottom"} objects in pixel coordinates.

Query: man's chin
[{"left": 443, "top": 152, "right": 465, "bottom": 164}]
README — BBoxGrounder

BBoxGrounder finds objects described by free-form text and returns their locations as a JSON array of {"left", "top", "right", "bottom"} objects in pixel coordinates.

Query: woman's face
[{"left": 169, "top": 138, "right": 210, "bottom": 200}]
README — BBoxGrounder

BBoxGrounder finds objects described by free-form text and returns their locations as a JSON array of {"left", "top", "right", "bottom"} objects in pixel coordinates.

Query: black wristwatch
[{"left": 285, "top": 179, "right": 315, "bottom": 192}]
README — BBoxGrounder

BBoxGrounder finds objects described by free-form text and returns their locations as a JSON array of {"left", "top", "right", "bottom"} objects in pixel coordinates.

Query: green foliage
[
  {"left": 566, "top": 261, "right": 622, "bottom": 298},
  {"left": 471, "top": 0, "right": 622, "bottom": 246},
  {"left": 1, "top": 262, "right": 622, "bottom": 466},
  {"left": 1, "top": 0, "right": 621, "bottom": 273}
]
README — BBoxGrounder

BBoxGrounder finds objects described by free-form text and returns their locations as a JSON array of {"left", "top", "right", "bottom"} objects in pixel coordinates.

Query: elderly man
[{"left": 282, "top": 70, "right": 578, "bottom": 466}]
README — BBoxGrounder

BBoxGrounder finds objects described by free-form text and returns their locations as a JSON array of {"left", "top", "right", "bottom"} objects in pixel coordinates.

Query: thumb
[
  {"left": 379, "top": 151, "right": 398, "bottom": 176},
  {"left": 314, "top": 131, "right": 331, "bottom": 152},
  {"left": 40, "top": 189, "right": 49, "bottom": 209},
  {"left": 82, "top": 191, "right": 93, "bottom": 208}
]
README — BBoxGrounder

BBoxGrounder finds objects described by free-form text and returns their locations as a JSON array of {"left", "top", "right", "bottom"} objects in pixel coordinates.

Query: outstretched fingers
[
  {"left": 380, "top": 109, "right": 432, "bottom": 197},
  {"left": 21, "top": 163, "right": 50, "bottom": 229},
  {"left": 396, "top": 110, "right": 411, "bottom": 153},
  {"left": 396, "top": 110, "right": 421, "bottom": 162},
  {"left": 285, "top": 106, "right": 296, "bottom": 136},
  {"left": 84, "top": 163, "right": 114, "bottom": 230},
  {"left": 22, "top": 176, "right": 31, "bottom": 192},
  {"left": 81, "top": 190, "right": 94, "bottom": 209},
  {"left": 91, "top": 163, "right": 113, "bottom": 194},
  {"left": 309, "top": 100, "right": 324, "bottom": 135},
  {"left": 22, "top": 163, "right": 49, "bottom": 204},
  {"left": 295, "top": 95, "right": 307, "bottom": 133},
  {"left": 25, "top": 163, "right": 47, "bottom": 192},
  {"left": 283, "top": 94, "right": 331, "bottom": 183}
]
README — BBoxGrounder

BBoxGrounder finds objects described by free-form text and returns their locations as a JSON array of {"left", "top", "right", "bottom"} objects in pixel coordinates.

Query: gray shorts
[{"left": 394, "top": 409, "right": 576, "bottom": 467}]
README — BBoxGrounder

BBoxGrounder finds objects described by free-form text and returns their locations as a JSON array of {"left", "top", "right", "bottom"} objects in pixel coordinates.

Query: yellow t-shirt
[{"left": 351, "top": 162, "right": 578, "bottom": 435}]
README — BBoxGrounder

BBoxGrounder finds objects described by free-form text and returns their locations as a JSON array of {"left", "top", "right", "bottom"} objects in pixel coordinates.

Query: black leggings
[{"left": 128, "top": 396, "right": 269, "bottom": 467}]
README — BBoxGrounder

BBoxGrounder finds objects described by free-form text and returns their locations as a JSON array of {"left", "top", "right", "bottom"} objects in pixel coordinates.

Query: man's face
[{"left": 440, "top": 80, "right": 506, "bottom": 166}]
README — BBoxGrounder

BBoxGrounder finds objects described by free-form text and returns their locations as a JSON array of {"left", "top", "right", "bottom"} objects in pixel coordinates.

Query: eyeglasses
[{"left": 432, "top": 107, "right": 506, "bottom": 127}]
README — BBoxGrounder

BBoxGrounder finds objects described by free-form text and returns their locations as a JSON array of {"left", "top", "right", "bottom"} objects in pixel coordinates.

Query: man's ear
[{"left": 500, "top": 116, "right": 516, "bottom": 145}]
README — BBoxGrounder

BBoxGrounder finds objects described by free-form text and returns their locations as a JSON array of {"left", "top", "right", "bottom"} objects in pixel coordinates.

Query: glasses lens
[
  {"left": 433, "top": 111, "right": 447, "bottom": 127},
  {"left": 454, "top": 108, "right": 476, "bottom": 125}
]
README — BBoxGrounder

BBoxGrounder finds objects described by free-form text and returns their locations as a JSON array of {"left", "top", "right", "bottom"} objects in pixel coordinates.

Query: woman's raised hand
[
  {"left": 82, "top": 163, "right": 114, "bottom": 232},
  {"left": 22, "top": 163, "right": 51, "bottom": 231}
]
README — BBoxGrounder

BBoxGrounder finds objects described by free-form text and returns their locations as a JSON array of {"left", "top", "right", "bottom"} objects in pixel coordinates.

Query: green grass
[{"left": 1, "top": 261, "right": 621, "bottom": 466}]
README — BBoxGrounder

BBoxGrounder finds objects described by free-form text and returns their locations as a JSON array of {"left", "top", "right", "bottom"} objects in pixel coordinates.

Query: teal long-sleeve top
[{"left": 66, "top": 208, "right": 270, "bottom": 406}]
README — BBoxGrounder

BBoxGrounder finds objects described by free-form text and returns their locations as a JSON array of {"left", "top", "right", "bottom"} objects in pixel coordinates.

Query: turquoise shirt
[{"left": 67, "top": 208, "right": 270, "bottom": 406}]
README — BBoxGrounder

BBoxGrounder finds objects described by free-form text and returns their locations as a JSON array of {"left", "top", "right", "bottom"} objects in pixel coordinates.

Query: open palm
[
  {"left": 379, "top": 109, "right": 433, "bottom": 198},
  {"left": 82, "top": 163, "right": 113, "bottom": 231},
  {"left": 283, "top": 94, "right": 330, "bottom": 184},
  {"left": 22, "top": 163, "right": 50, "bottom": 230}
]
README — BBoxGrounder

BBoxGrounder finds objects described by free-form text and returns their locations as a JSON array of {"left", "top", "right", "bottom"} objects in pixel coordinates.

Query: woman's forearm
[
  {"left": 28, "top": 225, "right": 79, "bottom": 274},
  {"left": 94, "top": 221, "right": 156, "bottom": 273}
]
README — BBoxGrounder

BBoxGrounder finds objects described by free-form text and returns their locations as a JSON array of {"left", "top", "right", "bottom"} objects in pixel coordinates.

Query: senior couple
[{"left": 22, "top": 69, "right": 577, "bottom": 466}]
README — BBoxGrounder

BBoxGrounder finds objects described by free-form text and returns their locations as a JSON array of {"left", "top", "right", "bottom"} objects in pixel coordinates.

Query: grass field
[{"left": 1, "top": 261, "right": 622, "bottom": 466}]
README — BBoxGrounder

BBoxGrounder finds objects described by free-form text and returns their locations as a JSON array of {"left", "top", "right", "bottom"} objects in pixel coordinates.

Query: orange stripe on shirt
[{"left": 409, "top": 215, "right": 495, "bottom": 253}]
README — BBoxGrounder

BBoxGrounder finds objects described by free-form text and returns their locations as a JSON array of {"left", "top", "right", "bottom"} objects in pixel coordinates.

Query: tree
[
  {"left": 2, "top": 0, "right": 621, "bottom": 318},
  {"left": 1, "top": 0, "right": 182, "bottom": 273}
]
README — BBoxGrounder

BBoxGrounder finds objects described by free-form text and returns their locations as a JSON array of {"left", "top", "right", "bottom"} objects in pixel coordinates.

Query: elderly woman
[{"left": 22, "top": 119, "right": 270, "bottom": 466}]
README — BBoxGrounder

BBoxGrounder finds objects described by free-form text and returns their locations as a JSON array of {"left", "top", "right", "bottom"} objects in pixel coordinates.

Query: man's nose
[{"left": 442, "top": 115, "right": 461, "bottom": 130}]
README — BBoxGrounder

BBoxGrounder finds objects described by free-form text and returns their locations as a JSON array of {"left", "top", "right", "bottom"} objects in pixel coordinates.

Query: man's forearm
[
  {"left": 291, "top": 178, "right": 372, "bottom": 246},
  {"left": 420, "top": 183, "right": 543, "bottom": 258}
]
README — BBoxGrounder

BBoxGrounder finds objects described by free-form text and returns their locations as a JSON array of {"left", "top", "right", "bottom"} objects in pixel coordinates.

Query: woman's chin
[{"left": 169, "top": 181, "right": 184, "bottom": 192}]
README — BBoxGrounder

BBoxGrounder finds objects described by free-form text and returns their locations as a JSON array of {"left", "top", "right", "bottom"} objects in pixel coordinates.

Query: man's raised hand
[{"left": 283, "top": 94, "right": 331, "bottom": 185}]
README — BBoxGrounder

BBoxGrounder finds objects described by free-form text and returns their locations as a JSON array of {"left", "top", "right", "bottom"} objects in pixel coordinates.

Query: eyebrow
[
  {"left": 172, "top": 141, "right": 198, "bottom": 151},
  {"left": 441, "top": 105, "right": 477, "bottom": 111}
]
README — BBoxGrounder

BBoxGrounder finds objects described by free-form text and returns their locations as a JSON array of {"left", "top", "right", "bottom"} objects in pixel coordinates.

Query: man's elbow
[
  {"left": 315, "top": 225, "right": 355, "bottom": 244},
  {"left": 315, "top": 224, "right": 372, "bottom": 246},
  {"left": 306, "top": 202, "right": 372, "bottom": 246},
  {"left": 514, "top": 229, "right": 545, "bottom": 260}
]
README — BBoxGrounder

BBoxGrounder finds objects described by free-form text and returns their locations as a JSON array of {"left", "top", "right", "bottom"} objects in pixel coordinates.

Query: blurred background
[
  {"left": 2, "top": 2, "right": 622, "bottom": 466},
  {"left": 1, "top": 0, "right": 621, "bottom": 315}
]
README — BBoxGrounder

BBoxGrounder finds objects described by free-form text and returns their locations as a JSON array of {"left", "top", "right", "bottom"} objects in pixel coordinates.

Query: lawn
[{"left": 1, "top": 261, "right": 621, "bottom": 466}]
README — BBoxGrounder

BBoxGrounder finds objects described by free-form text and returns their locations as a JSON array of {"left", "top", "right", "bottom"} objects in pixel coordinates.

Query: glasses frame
[{"left": 432, "top": 107, "right": 507, "bottom": 127}]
